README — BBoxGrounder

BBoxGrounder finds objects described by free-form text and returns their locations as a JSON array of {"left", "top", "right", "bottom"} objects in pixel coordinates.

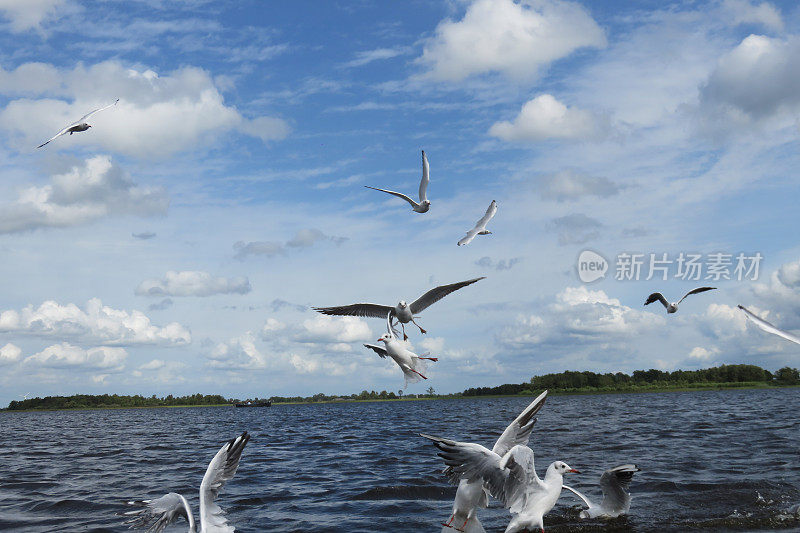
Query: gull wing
[
  {"left": 457, "top": 201, "right": 496, "bottom": 246},
  {"left": 37, "top": 98, "right": 119, "bottom": 148},
  {"left": 562, "top": 484, "right": 593, "bottom": 509},
  {"left": 421, "top": 434, "right": 532, "bottom": 513},
  {"left": 644, "top": 292, "right": 669, "bottom": 309},
  {"left": 363, "top": 343, "right": 388, "bottom": 358},
  {"left": 410, "top": 277, "right": 485, "bottom": 314},
  {"left": 76, "top": 98, "right": 119, "bottom": 123},
  {"left": 313, "top": 303, "right": 394, "bottom": 318},
  {"left": 365, "top": 186, "right": 419, "bottom": 208},
  {"left": 677, "top": 286, "right": 716, "bottom": 304},
  {"left": 491, "top": 390, "right": 548, "bottom": 457},
  {"left": 199, "top": 432, "right": 250, "bottom": 532},
  {"left": 738, "top": 305, "right": 800, "bottom": 345},
  {"left": 419, "top": 150, "right": 430, "bottom": 202},
  {"left": 457, "top": 228, "right": 480, "bottom": 247},
  {"left": 120, "top": 492, "right": 194, "bottom": 533},
  {"left": 598, "top": 464, "right": 639, "bottom": 514}
]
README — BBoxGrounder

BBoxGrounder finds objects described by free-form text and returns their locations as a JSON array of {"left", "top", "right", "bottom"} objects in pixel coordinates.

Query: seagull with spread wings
[
  {"left": 363, "top": 311, "right": 438, "bottom": 388},
  {"left": 563, "top": 464, "right": 640, "bottom": 519},
  {"left": 37, "top": 98, "right": 119, "bottom": 149},
  {"left": 738, "top": 305, "right": 800, "bottom": 346},
  {"left": 365, "top": 150, "right": 431, "bottom": 213},
  {"left": 440, "top": 391, "right": 548, "bottom": 533},
  {"left": 121, "top": 432, "right": 250, "bottom": 533},
  {"left": 458, "top": 200, "right": 497, "bottom": 246},
  {"left": 314, "top": 276, "right": 485, "bottom": 340},
  {"left": 421, "top": 434, "right": 579, "bottom": 533},
  {"left": 644, "top": 287, "right": 716, "bottom": 314}
]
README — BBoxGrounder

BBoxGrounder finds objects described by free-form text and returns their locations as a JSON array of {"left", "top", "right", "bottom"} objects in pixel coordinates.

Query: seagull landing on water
[
  {"left": 365, "top": 150, "right": 430, "bottom": 213},
  {"left": 363, "top": 312, "right": 438, "bottom": 388},
  {"left": 563, "top": 464, "right": 640, "bottom": 519},
  {"left": 313, "top": 277, "right": 485, "bottom": 340},
  {"left": 440, "top": 391, "right": 548, "bottom": 533},
  {"left": 121, "top": 432, "right": 249, "bottom": 533},
  {"left": 421, "top": 434, "right": 579, "bottom": 533},
  {"left": 738, "top": 305, "right": 800, "bottom": 346},
  {"left": 644, "top": 287, "right": 716, "bottom": 314},
  {"left": 37, "top": 99, "right": 119, "bottom": 149},
  {"left": 458, "top": 200, "right": 497, "bottom": 247}
]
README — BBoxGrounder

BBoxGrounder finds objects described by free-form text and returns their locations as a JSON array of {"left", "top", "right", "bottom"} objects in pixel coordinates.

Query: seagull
[
  {"left": 37, "top": 98, "right": 119, "bottom": 149},
  {"left": 363, "top": 311, "right": 438, "bottom": 388},
  {"left": 738, "top": 305, "right": 800, "bottom": 346},
  {"left": 644, "top": 287, "right": 716, "bottom": 313},
  {"left": 121, "top": 432, "right": 250, "bottom": 533},
  {"left": 458, "top": 201, "right": 497, "bottom": 246},
  {"left": 365, "top": 150, "right": 430, "bottom": 213},
  {"left": 562, "top": 464, "right": 640, "bottom": 519},
  {"left": 421, "top": 435, "right": 579, "bottom": 533},
  {"left": 441, "top": 391, "right": 548, "bottom": 533},
  {"left": 313, "top": 277, "right": 485, "bottom": 340}
]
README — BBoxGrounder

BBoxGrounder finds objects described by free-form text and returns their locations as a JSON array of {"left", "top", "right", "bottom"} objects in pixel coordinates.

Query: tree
[
  {"left": 775, "top": 366, "right": 800, "bottom": 385},
  {"left": 426, "top": 386, "right": 436, "bottom": 396}
]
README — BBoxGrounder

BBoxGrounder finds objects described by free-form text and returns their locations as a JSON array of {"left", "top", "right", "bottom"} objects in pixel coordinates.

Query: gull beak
[
  {"left": 377, "top": 338, "right": 383, "bottom": 342},
  {"left": 568, "top": 469, "right": 581, "bottom": 474}
]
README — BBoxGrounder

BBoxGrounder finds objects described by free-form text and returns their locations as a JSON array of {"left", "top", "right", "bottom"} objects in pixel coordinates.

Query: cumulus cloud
[
  {"left": 135, "top": 271, "right": 251, "bottom": 297},
  {"left": 538, "top": 169, "right": 622, "bottom": 201},
  {"left": 475, "top": 256, "right": 522, "bottom": 271},
  {"left": 0, "top": 61, "right": 290, "bottom": 157},
  {"left": 0, "top": 155, "right": 167, "bottom": 234},
  {"left": 0, "top": 0, "right": 67, "bottom": 32},
  {"left": 25, "top": 342, "right": 127, "bottom": 371},
  {"left": 234, "top": 228, "right": 347, "bottom": 260},
  {"left": 700, "top": 35, "right": 800, "bottom": 130},
  {"left": 0, "top": 298, "right": 191, "bottom": 346},
  {"left": 0, "top": 343, "right": 22, "bottom": 365},
  {"left": 420, "top": 0, "right": 605, "bottom": 81},
  {"left": 207, "top": 332, "right": 271, "bottom": 370},
  {"left": 546, "top": 213, "right": 602, "bottom": 245},
  {"left": 293, "top": 315, "right": 372, "bottom": 344},
  {"left": 148, "top": 298, "right": 173, "bottom": 311},
  {"left": 490, "top": 94, "right": 608, "bottom": 142},
  {"left": 722, "top": 0, "right": 783, "bottom": 31}
]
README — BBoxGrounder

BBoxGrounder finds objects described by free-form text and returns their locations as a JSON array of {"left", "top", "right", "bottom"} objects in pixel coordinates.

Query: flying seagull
[
  {"left": 363, "top": 312, "right": 438, "bottom": 388},
  {"left": 563, "top": 464, "right": 640, "bottom": 519},
  {"left": 421, "top": 435, "right": 579, "bottom": 533},
  {"left": 313, "top": 277, "right": 485, "bottom": 340},
  {"left": 441, "top": 390, "right": 548, "bottom": 533},
  {"left": 121, "top": 432, "right": 250, "bottom": 533},
  {"left": 458, "top": 200, "right": 497, "bottom": 246},
  {"left": 365, "top": 150, "right": 430, "bottom": 213},
  {"left": 738, "top": 305, "right": 800, "bottom": 346},
  {"left": 37, "top": 98, "right": 119, "bottom": 149},
  {"left": 644, "top": 287, "right": 716, "bottom": 314}
]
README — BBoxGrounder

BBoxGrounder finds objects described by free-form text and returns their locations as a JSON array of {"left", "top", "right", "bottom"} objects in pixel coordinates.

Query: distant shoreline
[{"left": 3, "top": 382, "right": 797, "bottom": 412}]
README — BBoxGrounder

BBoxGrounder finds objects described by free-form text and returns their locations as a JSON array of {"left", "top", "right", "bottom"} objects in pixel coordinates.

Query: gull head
[
  {"left": 398, "top": 300, "right": 408, "bottom": 309},
  {"left": 377, "top": 333, "right": 391, "bottom": 343},
  {"left": 552, "top": 461, "right": 580, "bottom": 475}
]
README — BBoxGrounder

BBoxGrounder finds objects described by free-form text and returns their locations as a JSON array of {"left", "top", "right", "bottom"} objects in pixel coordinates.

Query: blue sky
[{"left": 1, "top": 0, "right": 800, "bottom": 405}]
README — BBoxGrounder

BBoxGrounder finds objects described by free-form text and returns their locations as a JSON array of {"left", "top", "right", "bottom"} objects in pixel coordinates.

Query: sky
[{"left": 1, "top": 0, "right": 800, "bottom": 405}]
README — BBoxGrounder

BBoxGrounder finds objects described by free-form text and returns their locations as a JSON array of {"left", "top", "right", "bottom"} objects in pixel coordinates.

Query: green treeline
[
  {"left": 462, "top": 364, "right": 800, "bottom": 396},
  {"left": 5, "top": 393, "right": 231, "bottom": 411},
  {"left": 4, "top": 365, "right": 799, "bottom": 410}
]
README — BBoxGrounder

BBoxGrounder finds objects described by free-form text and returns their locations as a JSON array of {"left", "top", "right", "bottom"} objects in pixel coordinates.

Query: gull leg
[
  {"left": 410, "top": 368, "right": 428, "bottom": 379},
  {"left": 401, "top": 323, "right": 408, "bottom": 341},
  {"left": 441, "top": 515, "right": 455, "bottom": 528},
  {"left": 420, "top": 356, "right": 438, "bottom": 362},
  {"left": 411, "top": 317, "right": 426, "bottom": 334}
]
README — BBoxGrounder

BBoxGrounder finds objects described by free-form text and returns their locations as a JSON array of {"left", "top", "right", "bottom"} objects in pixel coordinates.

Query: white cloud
[
  {"left": 688, "top": 346, "right": 720, "bottom": 361},
  {"left": 420, "top": 0, "right": 605, "bottom": 81},
  {"left": 0, "top": 155, "right": 167, "bottom": 234},
  {"left": 0, "top": 343, "right": 22, "bottom": 365},
  {"left": 294, "top": 315, "right": 373, "bottom": 344},
  {"left": 0, "top": 61, "right": 290, "bottom": 157},
  {"left": 489, "top": 94, "right": 607, "bottom": 142},
  {"left": 207, "top": 332, "right": 271, "bottom": 370},
  {"left": 234, "top": 228, "right": 346, "bottom": 260},
  {"left": 25, "top": 342, "right": 127, "bottom": 370},
  {"left": 135, "top": 270, "right": 251, "bottom": 297},
  {"left": 344, "top": 47, "right": 409, "bottom": 68},
  {"left": 138, "top": 359, "right": 166, "bottom": 371},
  {"left": 700, "top": 35, "right": 800, "bottom": 129},
  {"left": 0, "top": 298, "right": 191, "bottom": 346},
  {"left": 723, "top": 0, "right": 783, "bottom": 31},
  {"left": 538, "top": 169, "right": 622, "bottom": 201},
  {"left": 0, "top": 0, "right": 66, "bottom": 32}
]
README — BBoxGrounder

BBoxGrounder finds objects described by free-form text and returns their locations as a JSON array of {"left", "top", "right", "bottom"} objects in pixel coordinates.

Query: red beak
[
  {"left": 377, "top": 338, "right": 383, "bottom": 342},
  {"left": 568, "top": 469, "right": 581, "bottom": 474}
]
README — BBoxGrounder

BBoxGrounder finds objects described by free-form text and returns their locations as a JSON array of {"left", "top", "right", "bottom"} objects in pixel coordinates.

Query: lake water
[{"left": 0, "top": 388, "right": 798, "bottom": 532}]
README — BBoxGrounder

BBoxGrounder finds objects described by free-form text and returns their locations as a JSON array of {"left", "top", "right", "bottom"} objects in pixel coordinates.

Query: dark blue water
[{"left": 0, "top": 388, "right": 798, "bottom": 532}]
